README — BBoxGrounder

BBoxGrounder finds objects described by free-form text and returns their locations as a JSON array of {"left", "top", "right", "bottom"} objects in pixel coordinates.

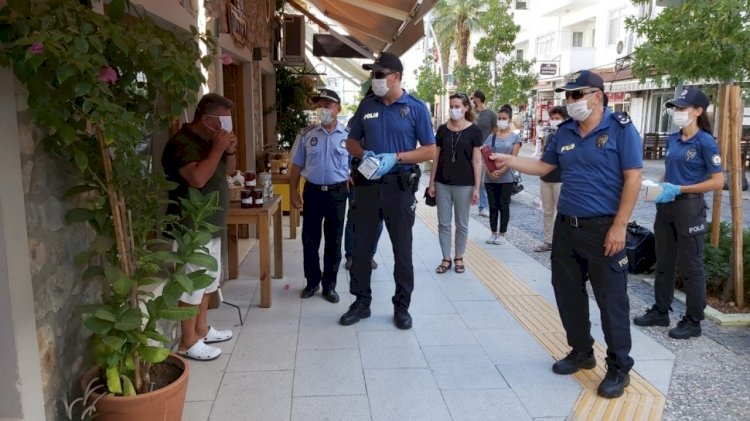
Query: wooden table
[
  {"left": 227, "top": 194, "right": 283, "bottom": 308},
  {"left": 271, "top": 173, "right": 301, "bottom": 239}
]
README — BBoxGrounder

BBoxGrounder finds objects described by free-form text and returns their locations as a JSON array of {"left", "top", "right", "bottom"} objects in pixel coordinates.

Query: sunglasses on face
[
  {"left": 371, "top": 71, "right": 395, "bottom": 79},
  {"left": 565, "top": 89, "right": 599, "bottom": 101}
]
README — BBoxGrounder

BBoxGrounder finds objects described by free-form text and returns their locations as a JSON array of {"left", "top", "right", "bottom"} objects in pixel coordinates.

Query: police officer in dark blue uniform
[
  {"left": 290, "top": 89, "right": 350, "bottom": 303},
  {"left": 339, "top": 52, "right": 436, "bottom": 330},
  {"left": 633, "top": 87, "right": 723, "bottom": 339},
  {"left": 491, "top": 70, "right": 642, "bottom": 399}
]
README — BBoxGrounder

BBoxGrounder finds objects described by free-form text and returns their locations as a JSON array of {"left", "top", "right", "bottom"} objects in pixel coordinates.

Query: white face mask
[
  {"left": 549, "top": 120, "right": 562, "bottom": 128},
  {"left": 317, "top": 107, "right": 334, "bottom": 125},
  {"left": 371, "top": 78, "right": 389, "bottom": 97},
  {"left": 497, "top": 120, "right": 510, "bottom": 130},
  {"left": 449, "top": 108, "right": 464, "bottom": 121},
  {"left": 207, "top": 115, "right": 233, "bottom": 132},
  {"left": 672, "top": 110, "right": 693, "bottom": 128},
  {"left": 567, "top": 95, "right": 594, "bottom": 121}
]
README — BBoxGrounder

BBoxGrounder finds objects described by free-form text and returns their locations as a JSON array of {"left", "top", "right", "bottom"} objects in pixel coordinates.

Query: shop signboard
[{"left": 540, "top": 63, "right": 558, "bottom": 76}]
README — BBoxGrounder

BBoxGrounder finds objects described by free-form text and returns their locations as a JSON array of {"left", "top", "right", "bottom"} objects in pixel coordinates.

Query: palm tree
[{"left": 431, "top": 0, "right": 484, "bottom": 83}]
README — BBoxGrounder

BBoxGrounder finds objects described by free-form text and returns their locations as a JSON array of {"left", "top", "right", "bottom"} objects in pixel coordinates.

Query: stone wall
[{"left": 15, "top": 80, "right": 101, "bottom": 420}]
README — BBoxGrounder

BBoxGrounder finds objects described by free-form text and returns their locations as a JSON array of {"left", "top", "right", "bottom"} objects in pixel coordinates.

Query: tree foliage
[
  {"left": 414, "top": 54, "right": 445, "bottom": 104},
  {"left": 627, "top": 0, "right": 750, "bottom": 85},
  {"left": 431, "top": 0, "right": 483, "bottom": 83}
]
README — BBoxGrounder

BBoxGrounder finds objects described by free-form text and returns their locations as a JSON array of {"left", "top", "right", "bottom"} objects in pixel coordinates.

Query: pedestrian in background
[
  {"left": 491, "top": 70, "right": 642, "bottom": 399},
  {"left": 633, "top": 87, "right": 723, "bottom": 339},
  {"left": 470, "top": 90, "right": 496, "bottom": 217},
  {"left": 427, "top": 93, "right": 482, "bottom": 274},
  {"left": 535, "top": 105, "right": 568, "bottom": 253},
  {"left": 483, "top": 104, "right": 521, "bottom": 245},
  {"left": 340, "top": 52, "right": 435, "bottom": 330},
  {"left": 290, "top": 88, "right": 349, "bottom": 304}
]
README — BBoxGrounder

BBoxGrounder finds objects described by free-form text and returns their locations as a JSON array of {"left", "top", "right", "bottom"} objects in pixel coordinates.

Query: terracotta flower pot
[{"left": 80, "top": 353, "right": 190, "bottom": 421}]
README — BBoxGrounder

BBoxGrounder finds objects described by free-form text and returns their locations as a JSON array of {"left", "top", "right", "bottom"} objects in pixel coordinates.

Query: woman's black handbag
[
  {"left": 626, "top": 221, "right": 656, "bottom": 273},
  {"left": 511, "top": 170, "right": 524, "bottom": 195},
  {"left": 423, "top": 187, "right": 436, "bottom": 206}
]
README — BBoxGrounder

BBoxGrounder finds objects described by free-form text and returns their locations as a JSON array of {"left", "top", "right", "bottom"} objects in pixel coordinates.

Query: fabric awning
[{"left": 298, "top": 0, "right": 437, "bottom": 57}]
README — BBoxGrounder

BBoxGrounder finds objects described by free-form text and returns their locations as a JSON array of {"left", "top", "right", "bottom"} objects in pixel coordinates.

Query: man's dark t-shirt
[
  {"left": 162, "top": 124, "right": 228, "bottom": 237},
  {"left": 434, "top": 123, "right": 483, "bottom": 186},
  {"left": 474, "top": 109, "right": 496, "bottom": 143}
]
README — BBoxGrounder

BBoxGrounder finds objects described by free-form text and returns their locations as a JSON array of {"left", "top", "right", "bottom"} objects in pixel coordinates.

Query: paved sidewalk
[{"left": 182, "top": 203, "right": 677, "bottom": 421}]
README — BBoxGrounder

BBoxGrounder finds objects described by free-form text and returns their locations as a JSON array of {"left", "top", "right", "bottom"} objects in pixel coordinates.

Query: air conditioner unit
[
  {"left": 516, "top": 1, "right": 528, "bottom": 10},
  {"left": 283, "top": 15, "right": 305, "bottom": 63},
  {"left": 616, "top": 38, "right": 626, "bottom": 55}
]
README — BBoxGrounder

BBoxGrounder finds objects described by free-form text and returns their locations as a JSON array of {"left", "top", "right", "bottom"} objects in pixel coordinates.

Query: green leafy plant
[
  {"left": 702, "top": 222, "right": 750, "bottom": 303},
  {"left": 0, "top": 0, "right": 218, "bottom": 395},
  {"left": 414, "top": 54, "right": 445, "bottom": 104},
  {"left": 274, "top": 66, "right": 313, "bottom": 149}
]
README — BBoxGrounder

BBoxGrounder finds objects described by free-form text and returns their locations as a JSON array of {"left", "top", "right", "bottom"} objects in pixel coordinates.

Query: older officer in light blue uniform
[
  {"left": 634, "top": 87, "right": 723, "bottom": 340},
  {"left": 490, "top": 70, "right": 642, "bottom": 399},
  {"left": 339, "top": 52, "right": 436, "bottom": 330},
  {"left": 290, "top": 88, "right": 350, "bottom": 304}
]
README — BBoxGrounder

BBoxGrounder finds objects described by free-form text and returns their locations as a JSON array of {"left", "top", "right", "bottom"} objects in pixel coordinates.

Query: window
[
  {"left": 608, "top": 7, "right": 627, "bottom": 45},
  {"left": 516, "top": 49, "right": 524, "bottom": 60},
  {"left": 535, "top": 33, "right": 555, "bottom": 57},
  {"left": 572, "top": 32, "right": 583, "bottom": 48},
  {"left": 515, "top": 1, "right": 528, "bottom": 10},
  {"left": 591, "top": 29, "right": 596, "bottom": 47}
]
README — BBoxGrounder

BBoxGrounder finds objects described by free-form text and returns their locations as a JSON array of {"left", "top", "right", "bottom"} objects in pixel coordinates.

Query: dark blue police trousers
[
  {"left": 301, "top": 182, "right": 348, "bottom": 292},
  {"left": 551, "top": 215, "right": 634, "bottom": 372},
  {"left": 349, "top": 179, "right": 416, "bottom": 309}
]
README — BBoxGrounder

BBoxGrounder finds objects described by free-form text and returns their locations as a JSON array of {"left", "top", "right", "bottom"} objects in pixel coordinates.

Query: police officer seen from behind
[
  {"left": 491, "top": 70, "right": 643, "bottom": 399},
  {"left": 633, "top": 87, "right": 723, "bottom": 339},
  {"left": 290, "top": 88, "right": 349, "bottom": 303},
  {"left": 340, "top": 52, "right": 436, "bottom": 330}
]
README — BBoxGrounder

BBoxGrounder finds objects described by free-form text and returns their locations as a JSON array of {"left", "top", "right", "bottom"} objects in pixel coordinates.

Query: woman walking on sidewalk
[
  {"left": 427, "top": 93, "right": 483, "bottom": 274},
  {"left": 483, "top": 104, "right": 522, "bottom": 245},
  {"left": 633, "top": 87, "right": 723, "bottom": 339},
  {"left": 535, "top": 106, "right": 568, "bottom": 252}
]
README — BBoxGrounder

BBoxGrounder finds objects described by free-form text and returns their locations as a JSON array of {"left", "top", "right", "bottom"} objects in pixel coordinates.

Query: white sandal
[
  {"left": 202, "top": 326, "right": 233, "bottom": 344},
  {"left": 177, "top": 340, "right": 222, "bottom": 361}
]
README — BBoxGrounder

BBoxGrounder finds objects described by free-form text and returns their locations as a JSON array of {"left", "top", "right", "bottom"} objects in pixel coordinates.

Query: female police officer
[
  {"left": 633, "top": 87, "right": 723, "bottom": 339},
  {"left": 491, "top": 70, "right": 642, "bottom": 399}
]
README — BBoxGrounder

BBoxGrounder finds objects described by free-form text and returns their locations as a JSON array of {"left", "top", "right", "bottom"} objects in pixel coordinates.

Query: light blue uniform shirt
[
  {"left": 664, "top": 129, "right": 723, "bottom": 186},
  {"left": 348, "top": 90, "right": 435, "bottom": 174},
  {"left": 291, "top": 122, "right": 350, "bottom": 185},
  {"left": 542, "top": 109, "right": 643, "bottom": 217}
]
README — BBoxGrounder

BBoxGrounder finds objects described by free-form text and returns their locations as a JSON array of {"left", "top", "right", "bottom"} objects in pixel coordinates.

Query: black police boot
[
  {"left": 633, "top": 305, "right": 670, "bottom": 327},
  {"left": 300, "top": 285, "right": 320, "bottom": 299},
  {"left": 597, "top": 364, "right": 630, "bottom": 398},
  {"left": 668, "top": 315, "right": 701, "bottom": 339},
  {"left": 322, "top": 289, "right": 340, "bottom": 303},
  {"left": 393, "top": 307, "right": 412, "bottom": 330},
  {"left": 339, "top": 301, "right": 371, "bottom": 326},
  {"left": 552, "top": 349, "right": 596, "bottom": 375}
]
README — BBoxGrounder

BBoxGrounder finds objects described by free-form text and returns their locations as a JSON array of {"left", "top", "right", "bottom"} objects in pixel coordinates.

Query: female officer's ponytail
[{"left": 697, "top": 112, "right": 712, "bottom": 135}]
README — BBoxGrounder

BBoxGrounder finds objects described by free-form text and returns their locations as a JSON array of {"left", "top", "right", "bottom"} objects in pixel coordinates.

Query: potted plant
[{"left": 0, "top": 0, "right": 218, "bottom": 419}]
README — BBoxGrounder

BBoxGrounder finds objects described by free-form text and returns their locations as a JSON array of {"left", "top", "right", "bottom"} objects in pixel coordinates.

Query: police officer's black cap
[
  {"left": 555, "top": 70, "right": 604, "bottom": 92},
  {"left": 311, "top": 88, "right": 341, "bottom": 104},
  {"left": 362, "top": 52, "right": 403, "bottom": 74},
  {"left": 665, "top": 87, "right": 709, "bottom": 110}
]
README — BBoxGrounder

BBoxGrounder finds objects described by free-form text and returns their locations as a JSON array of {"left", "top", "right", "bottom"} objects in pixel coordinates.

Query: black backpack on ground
[{"left": 626, "top": 221, "right": 656, "bottom": 274}]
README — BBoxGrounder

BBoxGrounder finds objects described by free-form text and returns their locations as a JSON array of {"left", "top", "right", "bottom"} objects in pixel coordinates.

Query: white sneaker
[
  {"left": 478, "top": 209, "right": 490, "bottom": 217},
  {"left": 492, "top": 235, "right": 505, "bottom": 245},
  {"left": 486, "top": 234, "right": 497, "bottom": 244}
]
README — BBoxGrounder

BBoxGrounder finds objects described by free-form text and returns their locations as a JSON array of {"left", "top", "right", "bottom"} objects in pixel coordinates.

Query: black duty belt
[
  {"left": 558, "top": 214, "right": 615, "bottom": 229},
  {"left": 675, "top": 193, "right": 704, "bottom": 200},
  {"left": 306, "top": 181, "right": 347, "bottom": 192}
]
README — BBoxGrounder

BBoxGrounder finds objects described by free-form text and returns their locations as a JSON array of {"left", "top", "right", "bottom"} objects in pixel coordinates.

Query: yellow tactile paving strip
[{"left": 416, "top": 205, "right": 666, "bottom": 421}]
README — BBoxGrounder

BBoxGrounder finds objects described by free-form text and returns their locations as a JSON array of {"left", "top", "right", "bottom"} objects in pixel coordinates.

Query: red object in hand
[{"left": 480, "top": 145, "right": 497, "bottom": 172}]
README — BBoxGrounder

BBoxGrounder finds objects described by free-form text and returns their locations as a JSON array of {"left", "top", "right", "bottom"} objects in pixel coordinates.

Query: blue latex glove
[
  {"left": 654, "top": 182, "right": 681, "bottom": 203},
  {"left": 374, "top": 153, "right": 398, "bottom": 177},
  {"left": 361, "top": 150, "right": 375, "bottom": 160}
]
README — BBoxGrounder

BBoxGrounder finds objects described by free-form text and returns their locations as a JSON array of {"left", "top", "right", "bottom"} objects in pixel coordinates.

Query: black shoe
[
  {"left": 300, "top": 285, "right": 320, "bottom": 299},
  {"left": 344, "top": 258, "right": 352, "bottom": 270},
  {"left": 552, "top": 349, "right": 596, "bottom": 375},
  {"left": 668, "top": 315, "right": 701, "bottom": 339},
  {"left": 371, "top": 259, "right": 378, "bottom": 270},
  {"left": 393, "top": 307, "right": 412, "bottom": 330},
  {"left": 633, "top": 305, "right": 670, "bottom": 327},
  {"left": 339, "top": 301, "right": 371, "bottom": 326},
  {"left": 597, "top": 365, "right": 630, "bottom": 398},
  {"left": 322, "top": 290, "right": 340, "bottom": 303}
]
